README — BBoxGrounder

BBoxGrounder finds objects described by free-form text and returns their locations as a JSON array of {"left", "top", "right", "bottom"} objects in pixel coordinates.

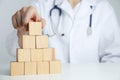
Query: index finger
[{"left": 22, "top": 6, "right": 40, "bottom": 26}]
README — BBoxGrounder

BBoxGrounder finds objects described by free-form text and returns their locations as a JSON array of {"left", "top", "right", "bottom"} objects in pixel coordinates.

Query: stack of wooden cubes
[{"left": 10, "top": 22, "right": 61, "bottom": 76}]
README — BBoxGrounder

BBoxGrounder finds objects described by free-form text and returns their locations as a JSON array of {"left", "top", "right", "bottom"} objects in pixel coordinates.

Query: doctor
[{"left": 12, "top": 0, "right": 120, "bottom": 63}]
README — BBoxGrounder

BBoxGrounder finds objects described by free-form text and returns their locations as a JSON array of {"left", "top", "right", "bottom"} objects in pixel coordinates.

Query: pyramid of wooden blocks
[{"left": 10, "top": 22, "right": 62, "bottom": 76}]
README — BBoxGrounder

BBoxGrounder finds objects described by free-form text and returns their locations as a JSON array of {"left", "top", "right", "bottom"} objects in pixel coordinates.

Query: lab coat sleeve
[
  {"left": 30, "top": 0, "right": 51, "bottom": 18},
  {"left": 6, "top": 30, "right": 19, "bottom": 57},
  {"left": 7, "top": 1, "right": 40, "bottom": 57},
  {"left": 99, "top": 3, "right": 120, "bottom": 63},
  {"left": 7, "top": 0, "right": 45, "bottom": 57},
  {"left": 30, "top": 0, "right": 41, "bottom": 16}
]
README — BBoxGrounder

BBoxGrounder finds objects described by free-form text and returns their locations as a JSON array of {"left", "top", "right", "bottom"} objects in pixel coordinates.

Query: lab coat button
[{"left": 61, "top": 34, "right": 64, "bottom": 36}]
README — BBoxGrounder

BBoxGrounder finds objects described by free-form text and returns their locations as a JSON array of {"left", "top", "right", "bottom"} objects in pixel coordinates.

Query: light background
[{"left": 0, "top": 0, "right": 120, "bottom": 63}]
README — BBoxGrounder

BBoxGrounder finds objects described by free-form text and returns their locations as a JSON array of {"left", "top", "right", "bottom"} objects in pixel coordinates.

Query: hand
[{"left": 12, "top": 6, "right": 46, "bottom": 48}]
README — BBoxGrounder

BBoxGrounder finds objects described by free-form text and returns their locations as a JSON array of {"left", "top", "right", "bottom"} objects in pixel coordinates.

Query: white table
[{"left": 0, "top": 63, "right": 120, "bottom": 80}]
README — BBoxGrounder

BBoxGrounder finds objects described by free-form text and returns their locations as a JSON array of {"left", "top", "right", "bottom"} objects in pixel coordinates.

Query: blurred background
[{"left": 0, "top": 0, "right": 120, "bottom": 63}]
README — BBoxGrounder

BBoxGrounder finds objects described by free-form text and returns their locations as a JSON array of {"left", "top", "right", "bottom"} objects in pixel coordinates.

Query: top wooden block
[{"left": 29, "top": 22, "right": 42, "bottom": 36}]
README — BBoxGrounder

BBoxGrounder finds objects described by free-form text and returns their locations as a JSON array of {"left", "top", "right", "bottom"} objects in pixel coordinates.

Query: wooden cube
[
  {"left": 10, "top": 62, "right": 24, "bottom": 76},
  {"left": 43, "top": 48, "right": 55, "bottom": 61},
  {"left": 22, "top": 35, "right": 35, "bottom": 48},
  {"left": 17, "top": 49, "right": 30, "bottom": 62},
  {"left": 31, "top": 49, "right": 43, "bottom": 61},
  {"left": 50, "top": 61, "right": 61, "bottom": 74},
  {"left": 25, "top": 62, "right": 36, "bottom": 75},
  {"left": 37, "top": 62, "right": 49, "bottom": 74},
  {"left": 36, "top": 35, "right": 48, "bottom": 48},
  {"left": 29, "top": 22, "right": 42, "bottom": 35}
]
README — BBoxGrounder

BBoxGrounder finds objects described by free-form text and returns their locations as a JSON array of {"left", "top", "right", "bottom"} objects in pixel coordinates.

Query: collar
[
  {"left": 58, "top": 0, "right": 93, "bottom": 19},
  {"left": 58, "top": 0, "right": 73, "bottom": 18}
]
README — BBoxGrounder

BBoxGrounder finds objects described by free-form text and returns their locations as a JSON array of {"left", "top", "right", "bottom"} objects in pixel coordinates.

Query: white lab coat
[{"left": 8, "top": 0, "right": 120, "bottom": 63}]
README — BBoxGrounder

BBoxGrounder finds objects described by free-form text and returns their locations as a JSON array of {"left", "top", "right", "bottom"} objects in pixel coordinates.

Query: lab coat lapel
[
  {"left": 76, "top": 0, "right": 92, "bottom": 19},
  {"left": 58, "top": 0, "right": 92, "bottom": 19},
  {"left": 58, "top": 0, "right": 74, "bottom": 19}
]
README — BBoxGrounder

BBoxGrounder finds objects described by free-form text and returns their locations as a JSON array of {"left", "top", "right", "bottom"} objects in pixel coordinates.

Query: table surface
[{"left": 0, "top": 63, "right": 120, "bottom": 80}]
